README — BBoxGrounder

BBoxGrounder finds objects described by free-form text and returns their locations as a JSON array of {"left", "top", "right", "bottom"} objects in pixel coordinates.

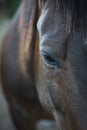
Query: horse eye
[
  {"left": 41, "top": 51, "right": 58, "bottom": 67},
  {"left": 43, "top": 54, "right": 56, "bottom": 66},
  {"left": 41, "top": 51, "right": 63, "bottom": 68}
]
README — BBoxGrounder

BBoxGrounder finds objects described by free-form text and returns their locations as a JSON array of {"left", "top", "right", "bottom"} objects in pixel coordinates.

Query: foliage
[{"left": 9, "top": 0, "right": 21, "bottom": 17}]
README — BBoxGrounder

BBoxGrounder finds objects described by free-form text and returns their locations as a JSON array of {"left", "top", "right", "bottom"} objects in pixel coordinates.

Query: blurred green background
[
  {"left": 0, "top": 0, "right": 21, "bottom": 17},
  {"left": 0, "top": 1, "right": 21, "bottom": 130},
  {"left": 0, "top": 0, "right": 21, "bottom": 44}
]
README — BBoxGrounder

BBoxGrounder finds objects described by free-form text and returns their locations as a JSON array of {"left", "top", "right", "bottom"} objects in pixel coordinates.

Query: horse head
[
  {"left": 34, "top": 0, "right": 87, "bottom": 130},
  {"left": 1, "top": 0, "right": 87, "bottom": 130}
]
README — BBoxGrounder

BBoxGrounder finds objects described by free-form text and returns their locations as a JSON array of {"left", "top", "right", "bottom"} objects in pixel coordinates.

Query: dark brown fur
[
  {"left": 1, "top": 0, "right": 87, "bottom": 130},
  {"left": 0, "top": 0, "right": 53, "bottom": 130}
]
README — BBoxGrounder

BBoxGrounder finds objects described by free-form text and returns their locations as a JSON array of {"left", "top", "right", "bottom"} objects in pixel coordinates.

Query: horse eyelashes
[{"left": 41, "top": 51, "right": 63, "bottom": 68}]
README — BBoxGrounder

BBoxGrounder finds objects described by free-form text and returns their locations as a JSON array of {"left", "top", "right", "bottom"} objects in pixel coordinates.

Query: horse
[{"left": 0, "top": 0, "right": 87, "bottom": 130}]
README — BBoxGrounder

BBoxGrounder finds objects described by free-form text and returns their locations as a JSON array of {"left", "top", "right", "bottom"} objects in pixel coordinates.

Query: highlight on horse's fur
[{"left": 19, "top": 0, "right": 38, "bottom": 77}]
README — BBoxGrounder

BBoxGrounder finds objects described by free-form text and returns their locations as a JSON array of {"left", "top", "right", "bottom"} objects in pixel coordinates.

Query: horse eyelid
[{"left": 41, "top": 51, "right": 63, "bottom": 68}]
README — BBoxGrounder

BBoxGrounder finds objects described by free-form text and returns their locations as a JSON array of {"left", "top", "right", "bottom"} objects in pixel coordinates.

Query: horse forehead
[
  {"left": 37, "top": 0, "right": 63, "bottom": 26},
  {"left": 37, "top": 1, "right": 87, "bottom": 47},
  {"left": 37, "top": 4, "right": 67, "bottom": 43}
]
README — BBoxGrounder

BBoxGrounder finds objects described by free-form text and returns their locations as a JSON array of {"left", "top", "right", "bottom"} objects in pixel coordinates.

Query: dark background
[{"left": 0, "top": 0, "right": 21, "bottom": 16}]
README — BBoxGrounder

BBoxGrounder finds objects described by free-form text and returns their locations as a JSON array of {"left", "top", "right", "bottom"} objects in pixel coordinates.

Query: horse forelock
[
  {"left": 57, "top": 0, "right": 87, "bottom": 35},
  {"left": 41, "top": 0, "right": 87, "bottom": 35}
]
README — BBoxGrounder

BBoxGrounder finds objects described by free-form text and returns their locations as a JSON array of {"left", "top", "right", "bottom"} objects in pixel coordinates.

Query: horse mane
[
  {"left": 19, "top": 0, "right": 38, "bottom": 77},
  {"left": 57, "top": 0, "right": 87, "bottom": 34}
]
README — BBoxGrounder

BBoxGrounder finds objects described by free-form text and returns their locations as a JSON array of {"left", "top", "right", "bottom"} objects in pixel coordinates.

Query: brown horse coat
[
  {"left": 0, "top": 0, "right": 53, "bottom": 130},
  {"left": 1, "top": 0, "right": 87, "bottom": 130}
]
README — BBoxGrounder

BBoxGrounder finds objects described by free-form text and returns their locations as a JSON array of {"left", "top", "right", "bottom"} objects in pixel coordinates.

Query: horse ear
[{"left": 19, "top": 0, "right": 38, "bottom": 77}]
